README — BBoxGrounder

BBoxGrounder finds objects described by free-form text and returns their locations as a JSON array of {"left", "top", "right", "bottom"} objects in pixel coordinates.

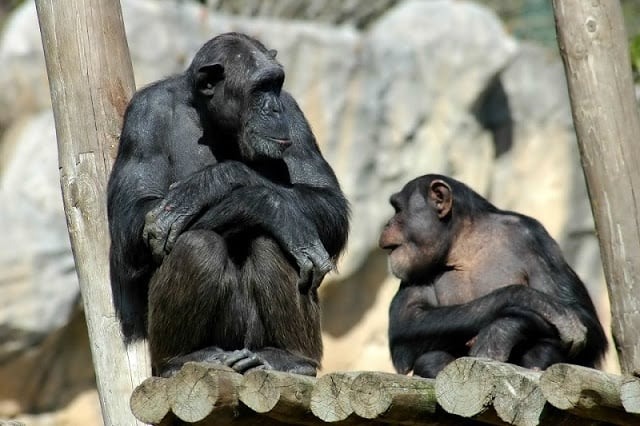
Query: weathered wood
[
  {"left": 539, "top": 363, "right": 640, "bottom": 425},
  {"left": 34, "top": 1, "right": 150, "bottom": 425},
  {"left": 552, "top": 0, "right": 640, "bottom": 375},
  {"left": 620, "top": 376, "right": 640, "bottom": 414},
  {"left": 310, "top": 372, "right": 361, "bottom": 422},
  {"left": 348, "top": 371, "right": 436, "bottom": 422},
  {"left": 239, "top": 369, "right": 317, "bottom": 423},
  {"left": 130, "top": 376, "right": 171, "bottom": 424},
  {"left": 166, "top": 362, "right": 243, "bottom": 423},
  {"left": 435, "top": 357, "right": 544, "bottom": 426}
]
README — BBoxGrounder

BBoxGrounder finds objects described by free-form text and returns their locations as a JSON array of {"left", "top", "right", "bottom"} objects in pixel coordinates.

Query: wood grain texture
[
  {"left": 552, "top": 0, "right": 640, "bottom": 375},
  {"left": 34, "top": 1, "right": 149, "bottom": 424}
]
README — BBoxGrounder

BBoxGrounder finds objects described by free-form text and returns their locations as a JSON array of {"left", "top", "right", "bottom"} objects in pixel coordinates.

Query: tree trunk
[
  {"left": 552, "top": 0, "right": 640, "bottom": 374},
  {"left": 34, "top": 0, "right": 151, "bottom": 424}
]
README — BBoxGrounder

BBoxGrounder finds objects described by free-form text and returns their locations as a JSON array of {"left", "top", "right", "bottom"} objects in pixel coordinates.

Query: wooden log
[
  {"left": 539, "top": 363, "right": 640, "bottom": 425},
  {"left": 130, "top": 376, "right": 171, "bottom": 424},
  {"left": 435, "top": 358, "right": 544, "bottom": 426},
  {"left": 34, "top": 1, "right": 149, "bottom": 425},
  {"left": 166, "top": 362, "right": 243, "bottom": 423},
  {"left": 552, "top": 0, "right": 640, "bottom": 375},
  {"left": 239, "top": 369, "right": 317, "bottom": 423},
  {"left": 310, "top": 372, "right": 361, "bottom": 422},
  {"left": 621, "top": 376, "right": 640, "bottom": 414},
  {"left": 348, "top": 371, "right": 436, "bottom": 422}
]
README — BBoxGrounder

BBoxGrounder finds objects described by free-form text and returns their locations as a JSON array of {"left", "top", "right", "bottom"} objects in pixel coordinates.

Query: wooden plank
[
  {"left": 552, "top": 0, "right": 640, "bottom": 375},
  {"left": 34, "top": 1, "right": 150, "bottom": 425},
  {"left": 348, "top": 371, "right": 436, "bottom": 422},
  {"left": 435, "top": 357, "right": 542, "bottom": 426},
  {"left": 310, "top": 371, "right": 360, "bottom": 422},
  {"left": 539, "top": 363, "right": 640, "bottom": 425},
  {"left": 166, "top": 363, "right": 242, "bottom": 423},
  {"left": 621, "top": 376, "right": 640, "bottom": 414}
]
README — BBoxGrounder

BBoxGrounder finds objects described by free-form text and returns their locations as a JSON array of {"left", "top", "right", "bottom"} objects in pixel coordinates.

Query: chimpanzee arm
[
  {"left": 183, "top": 183, "right": 344, "bottom": 292},
  {"left": 107, "top": 86, "right": 179, "bottom": 289},
  {"left": 107, "top": 86, "right": 192, "bottom": 339},
  {"left": 389, "top": 284, "right": 586, "bottom": 374},
  {"left": 143, "top": 93, "right": 348, "bottom": 286}
]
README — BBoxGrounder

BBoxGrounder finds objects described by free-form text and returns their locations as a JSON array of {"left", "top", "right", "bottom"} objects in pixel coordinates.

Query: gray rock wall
[{"left": 0, "top": 0, "right": 616, "bottom": 423}]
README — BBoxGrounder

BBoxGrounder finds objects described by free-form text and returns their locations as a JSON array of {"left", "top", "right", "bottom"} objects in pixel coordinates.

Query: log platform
[{"left": 130, "top": 358, "right": 640, "bottom": 425}]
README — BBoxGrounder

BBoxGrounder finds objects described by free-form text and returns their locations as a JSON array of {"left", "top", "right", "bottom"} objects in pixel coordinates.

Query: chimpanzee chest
[{"left": 168, "top": 141, "right": 218, "bottom": 182}]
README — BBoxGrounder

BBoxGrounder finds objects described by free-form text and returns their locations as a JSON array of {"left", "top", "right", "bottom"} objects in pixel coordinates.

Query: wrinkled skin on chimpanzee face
[
  {"left": 195, "top": 45, "right": 291, "bottom": 162},
  {"left": 378, "top": 180, "right": 452, "bottom": 282}
]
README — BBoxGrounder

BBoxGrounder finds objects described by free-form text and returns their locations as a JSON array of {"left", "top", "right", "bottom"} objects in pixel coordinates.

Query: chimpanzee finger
[
  {"left": 296, "top": 257, "right": 313, "bottom": 293},
  {"left": 230, "top": 355, "right": 266, "bottom": 373},
  {"left": 555, "top": 311, "right": 587, "bottom": 356},
  {"left": 222, "top": 348, "right": 253, "bottom": 365},
  {"left": 305, "top": 242, "right": 333, "bottom": 290},
  {"left": 310, "top": 263, "right": 330, "bottom": 293},
  {"left": 165, "top": 213, "right": 193, "bottom": 254}
]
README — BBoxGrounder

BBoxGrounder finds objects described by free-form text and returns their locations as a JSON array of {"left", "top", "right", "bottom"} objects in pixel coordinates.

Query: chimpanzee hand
[
  {"left": 142, "top": 182, "right": 200, "bottom": 262},
  {"left": 467, "top": 318, "right": 519, "bottom": 362},
  {"left": 523, "top": 298, "right": 587, "bottom": 357},
  {"left": 289, "top": 238, "right": 334, "bottom": 294},
  {"left": 550, "top": 309, "right": 587, "bottom": 356}
]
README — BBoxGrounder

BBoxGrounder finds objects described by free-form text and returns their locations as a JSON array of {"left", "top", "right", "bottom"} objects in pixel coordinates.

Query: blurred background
[{"left": 1, "top": 0, "right": 640, "bottom": 424}]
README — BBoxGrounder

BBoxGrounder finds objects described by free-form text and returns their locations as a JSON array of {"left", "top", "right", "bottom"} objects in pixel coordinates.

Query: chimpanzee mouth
[
  {"left": 265, "top": 136, "right": 292, "bottom": 147},
  {"left": 382, "top": 243, "right": 400, "bottom": 253}
]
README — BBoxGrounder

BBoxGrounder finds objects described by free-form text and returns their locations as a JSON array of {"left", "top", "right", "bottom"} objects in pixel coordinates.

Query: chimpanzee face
[
  {"left": 194, "top": 39, "right": 291, "bottom": 161},
  {"left": 240, "top": 65, "right": 291, "bottom": 160},
  {"left": 379, "top": 178, "right": 453, "bottom": 282}
]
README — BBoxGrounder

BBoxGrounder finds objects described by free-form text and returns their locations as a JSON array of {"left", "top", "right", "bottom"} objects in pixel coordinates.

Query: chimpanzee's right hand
[{"left": 142, "top": 182, "right": 199, "bottom": 262}]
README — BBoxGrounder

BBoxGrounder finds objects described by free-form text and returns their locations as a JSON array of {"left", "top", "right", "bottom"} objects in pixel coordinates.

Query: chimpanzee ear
[
  {"left": 428, "top": 179, "right": 453, "bottom": 219},
  {"left": 196, "top": 63, "right": 225, "bottom": 97}
]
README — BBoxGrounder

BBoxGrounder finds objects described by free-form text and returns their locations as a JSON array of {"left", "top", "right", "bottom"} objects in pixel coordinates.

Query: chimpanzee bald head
[{"left": 188, "top": 32, "right": 290, "bottom": 161}]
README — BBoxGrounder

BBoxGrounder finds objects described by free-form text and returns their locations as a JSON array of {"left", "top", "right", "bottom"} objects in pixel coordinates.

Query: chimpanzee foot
[
  {"left": 218, "top": 349, "right": 272, "bottom": 373},
  {"left": 157, "top": 346, "right": 317, "bottom": 377},
  {"left": 157, "top": 347, "right": 270, "bottom": 377}
]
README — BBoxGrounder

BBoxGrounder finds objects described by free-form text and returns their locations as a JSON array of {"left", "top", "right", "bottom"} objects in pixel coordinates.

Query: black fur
[
  {"left": 380, "top": 174, "right": 607, "bottom": 377},
  {"left": 107, "top": 33, "right": 349, "bottom": 376}
]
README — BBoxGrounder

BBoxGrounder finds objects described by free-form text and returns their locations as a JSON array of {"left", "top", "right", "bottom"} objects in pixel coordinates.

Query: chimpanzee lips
[
  {"left": 266, "top": 137, "right": 291, "bottom": 146},
  {"left": 382, "top": 243, "right": 400, "bottom": 252}
]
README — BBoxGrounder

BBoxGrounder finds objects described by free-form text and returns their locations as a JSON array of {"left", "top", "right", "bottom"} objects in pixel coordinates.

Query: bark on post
[
  {"left": 34, "top": 1, "right": 151, "bottom": 424},
  {"left": 551, "top": 0, "right": 640, "bottom": 373}
]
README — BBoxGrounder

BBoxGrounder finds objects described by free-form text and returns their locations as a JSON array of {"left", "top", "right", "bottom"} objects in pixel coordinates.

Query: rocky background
[{"left": 0, "top": 0, "right": 637, "bottom": 424}]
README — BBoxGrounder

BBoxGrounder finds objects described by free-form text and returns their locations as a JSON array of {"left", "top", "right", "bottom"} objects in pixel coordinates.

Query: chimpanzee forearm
[
  {"left": 189, "top": 185, "right": 340, "bottom": 290},
  {"left": 390, "top": 284, "right": 586, "bottom": 374},
  {"left": 468, "top": 315, "right": 554, "bottom": 361},
  {"left": 288, "top": 186, "right": 349, "bottom": 258},
  {"left": 391, "top": 284, "right": 586, "bottom": 353}
]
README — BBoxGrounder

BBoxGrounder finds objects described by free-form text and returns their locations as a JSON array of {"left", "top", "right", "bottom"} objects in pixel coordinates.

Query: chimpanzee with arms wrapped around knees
[
  {"left": 107, "top": 32, "right": 349, "bottom": 377},
  {"left": 379, "top": 174, "right": 606, "bottom": 378}
]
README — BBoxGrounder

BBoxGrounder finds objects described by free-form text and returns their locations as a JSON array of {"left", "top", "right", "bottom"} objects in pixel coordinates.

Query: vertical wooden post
[
  {"left": 552, "top": 0, "right": 640, "bottom": 374},
  {"left": 35, "top": 1, "right": 151, "bottom": 424}
]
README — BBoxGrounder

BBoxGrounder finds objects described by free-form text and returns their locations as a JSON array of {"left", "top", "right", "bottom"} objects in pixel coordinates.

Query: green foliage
[
  {"left": 631, "top": 34, "right": 640, "bottom": 71},
  {"left": 631, "top": 34, "right": 640, "bottom": 83}
]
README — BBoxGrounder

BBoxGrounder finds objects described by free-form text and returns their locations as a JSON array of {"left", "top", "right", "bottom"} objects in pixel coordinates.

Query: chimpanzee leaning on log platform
[
  {"left": 107, "top": 32, "right": 349, "bottom": 377},
  {"left": 379, "top": 174, "right": 607, "bottom": 378}
]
